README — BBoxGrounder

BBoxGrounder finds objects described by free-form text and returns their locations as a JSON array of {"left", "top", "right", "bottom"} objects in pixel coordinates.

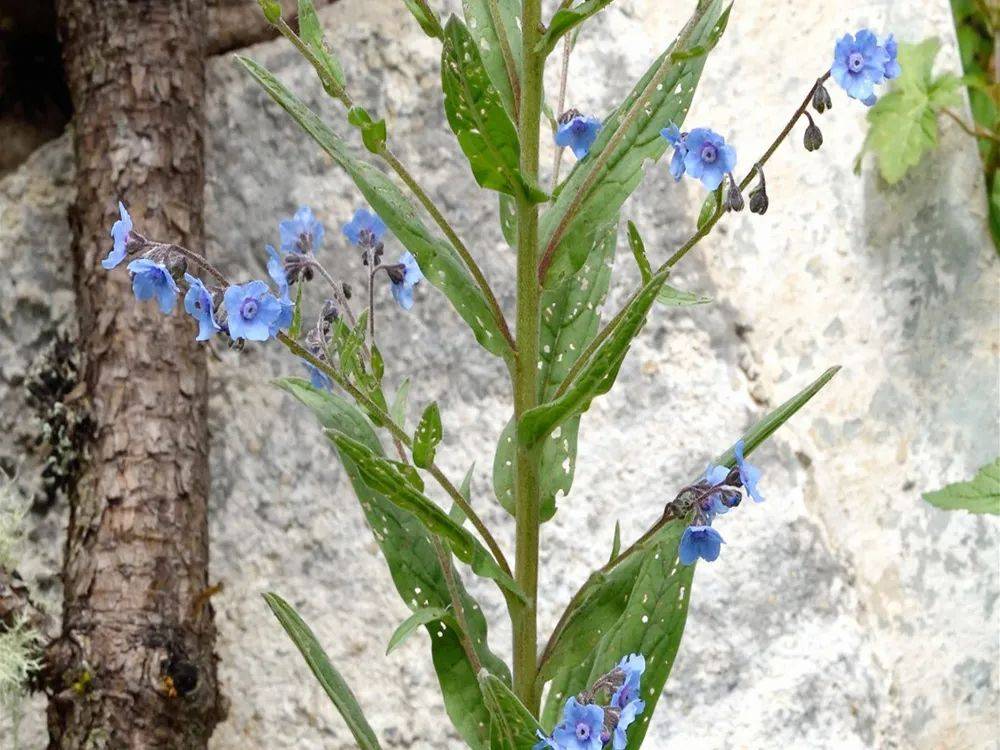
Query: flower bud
[
  {"left": 811, "top": 83, "right": 832, "bottom": 114},
  {"left": 748, "top": 167, "right": 768, "bottom": 215},
  {"left": 723, "top": 174, "right": 744, "bottom": 212},
  {"left": 803, "top": 114, "right": 823, "bottom": 152}
]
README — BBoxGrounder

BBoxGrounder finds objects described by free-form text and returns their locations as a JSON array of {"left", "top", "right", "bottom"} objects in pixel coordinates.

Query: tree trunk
[{"left": 49, "top": 1, "right": 223, "bottom": 747}]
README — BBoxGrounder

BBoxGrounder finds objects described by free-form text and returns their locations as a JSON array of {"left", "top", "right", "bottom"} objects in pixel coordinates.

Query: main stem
[{"left": 512, "top": 0, "right": 544, "bottom": 711}]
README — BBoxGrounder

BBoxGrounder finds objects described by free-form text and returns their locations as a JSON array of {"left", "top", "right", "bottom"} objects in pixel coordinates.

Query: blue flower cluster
[
  {"left": 831, "top": 29, "right": 901, "bottom": 106},
  {"left": 555, "top": 111, "right": 602, "bottom": 160},
  {"left": 660, "top": 124, "right": 736, "bottom": 192},
  {"left": 536, "top": 654, "right": 646, "bottom": 750},
  {"left": 679, "top": 439, "right": 764, "bottom": 565}
]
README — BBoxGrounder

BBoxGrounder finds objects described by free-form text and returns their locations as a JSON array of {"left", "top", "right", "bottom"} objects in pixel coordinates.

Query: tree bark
[{"left": 50, "top": 1, "right": 223, "bottom": 747}]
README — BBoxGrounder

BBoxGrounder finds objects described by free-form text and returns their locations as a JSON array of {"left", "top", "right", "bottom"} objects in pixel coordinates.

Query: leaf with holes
[
  {"left": 237, "top": 56, "right": 512, "bottom": 362},
  {"left": 413, "top": 402, "right": 443, "bottom": 468},
  {"left": 479, "top": 670, "right": 545, "bottom": 748},
  {"left": 539, "top": 0, "right": 731, "bottom": 286},
  {"left": 493, "top": 222, "right": 617, "bottom": 520},
  {"left": 386, "top": 606, "right": 454, "bottom": 654},
  {"left": 264, "top": 593, "right": 382, "bottom": 749},
  {"left": 275, "top": 377, "right": 510, "bottom": 748},
  {"left": 462, "top": 0, "right": 523, "bottom": 119}
]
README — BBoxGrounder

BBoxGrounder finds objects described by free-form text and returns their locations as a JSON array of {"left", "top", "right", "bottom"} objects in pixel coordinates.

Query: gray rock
[{"left": 2, "top": 1, "right": 996, "bottom": 748}]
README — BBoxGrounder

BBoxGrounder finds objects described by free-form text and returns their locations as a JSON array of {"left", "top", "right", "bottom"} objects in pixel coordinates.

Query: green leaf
[
  {"left": 389, "top": 377, "right": 412, "bottom": 429},
  {"left": 275, "top": 377, "right": 510, "bottom": 748},
  {"left": 498, "top": 194, "right": 518, "bottom": 248},
  {"left": 461, "top": 0, "right": 523, "bottom": 120},
  {"left": 539, "top": 0, "right": 730, "bottom": 286},
  {"left": 697, "top": 188, "right": 719, "bottom": 229},
  {"left": 537, "top": 0, "right": 614, "bottom": 57},
  {"left": 626, "top": 220, "right": 652, "bottom": 284},
  {"left": 493, "top": 222, "right": 617, "bottom": 520},
  {"left": 413, "top": 402, "right": 443, "bottom": 468},
  {"left": 441, "top": 17, "right": 528, "bottom": 198},
  {"left": 264, "top": 593, "right": 382, "bottom": 750},
  {"left": 657, "top": 284, "right": 711, "bottom": 307},
  {"left": 923, "top": 458, "right": 1000, "bottom": 514},
  {"left": 289, "top": 283, "right": 304, "bottom": 339},
  {"left": 517, "top": 266, "right": 668, "bottom": 447},
  {"left": 538, "top": 366, "right": 842, "bottom": 734},
  {"left": 386, "top": 606, "right": 453, "bottom": 654},
  {"left": 479, "top": 670, "right": 544, "bottom": 749},
  {"left": 450, "top": 463, "right": 475, "bottom": 524},
  {"left": 330, "top": 431, "right": 526, "bottom": 604},
  {"left": 402, "top": 0, "right": 443, "bottom": 38},
  {"left": 862, "top": 39, "right": 963, "bottom": 184},
  {"left": 347, "top": 106, "right": 388, "bottom": 154},
  {"left": 297, "top": 0, "right": 346, "bottom": 93},
  {"left": 237, "top": 56, "right": 512, "bottom": 361},
  {"left": 609, "top": 520, "right": 621, "bottom": 562}
]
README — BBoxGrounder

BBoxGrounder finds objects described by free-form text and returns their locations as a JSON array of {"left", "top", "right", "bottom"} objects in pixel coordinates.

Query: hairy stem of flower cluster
[
  {"left": 551, "top": 34, "right": 575, "bottom": 186},
  {"left": 554, "top": 71, "right": 833, "bottom": 399},
  {"left": 511, "top": 0, "right": 545, "bottom": 713}
]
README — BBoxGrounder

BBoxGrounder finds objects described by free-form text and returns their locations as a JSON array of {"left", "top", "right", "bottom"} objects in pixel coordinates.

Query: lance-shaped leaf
[
  {"left": 627, "top": 220, "right": 652, "bottom": 283},
  {"left": 331, "top": 431, "right": 526, "bottom": 604},
  {"left": 413, "top": 402, "right": 443, "bottom": 468},
  {"left": 386, "top": 606, "right": 453, "bottom": 654},
  {"left": 923, "top": 458, "right": 1000, "bottom": 515},
  {"left": 276, "top": 377, "right": 509, "bottom": 748},
  {"left": 442, "top": 17, "right": 527, "bottom": 198},
  {"left": 537, "top": 0, "right": 615, "bottom": 57},
  {"left": 657, "top": 284, "right": 711, "bottom": 307},
  {"left": 403, "top": 0, "right": 444, "bottom": 38},
  {"left": 479, "top": 670, "right": 545, "bottom": 748},
  {"left": 237, "top": 56, "right": 512, "bottom": 361},
  {"left": 538, "top": 367, "right": 841, "bottom": 734},
  {"left": 462, "top": 0, "right": 522, "bottom": 119},
  {"left": 493, "top": 223, "right": 617, "bottom": 520},
  {"left": 539, "top": 0, "right": 732, "bottom": 286},
  {"left": 297, "top": 0, "right": 347, "bottom": 93},
  {"left": 517, "top": 266, "right": 668, "bottom": 447},
  {"left": 264, "top": 593, "right": 382, "bottom": 750}
]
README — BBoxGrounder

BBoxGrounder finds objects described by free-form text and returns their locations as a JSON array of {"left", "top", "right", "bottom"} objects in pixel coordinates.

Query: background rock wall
[{"left": 2, "top": 1, "right": 997, "bottom": 748}]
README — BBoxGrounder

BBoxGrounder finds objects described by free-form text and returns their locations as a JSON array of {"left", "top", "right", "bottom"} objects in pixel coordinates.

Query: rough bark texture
[{"left": 49, "top": 1, "right": 223, "bottom": 748}]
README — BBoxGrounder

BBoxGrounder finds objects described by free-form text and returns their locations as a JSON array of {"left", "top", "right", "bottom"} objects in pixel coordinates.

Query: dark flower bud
[
  {"left": 811, "top": 83, "right": 832, "bottom": 114},
  {"left": 748, "top": 166, "right": 768, "bottom": 214},
  {"left": 803, "top": 114, "right": 823, "bottom": 152},
  {"left": 283, "top": 252, "right": 314, "bottom": 284},
  {"left": 385, "top": 263, "right": 407, "bottom": 285},
  {"left": 342, "top": 282, "right": 353, "bottom": 300},
  {"left": 558, "top": 107, "right": 582, "bottom": 125},
  {"left": 321, "top": 299, "right": 339, "bottom": 323},
  {"left": 723, "top": 173, "right": 744, "bottom": 212}
]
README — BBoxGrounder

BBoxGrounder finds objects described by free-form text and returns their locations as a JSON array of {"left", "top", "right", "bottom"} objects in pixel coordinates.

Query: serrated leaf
[
  {"left": 347, "top": 106, "right": 388, "bottom": 154},
  {"left": 626, "top": 220, "right": 652, "bottom": 283},
  {"left": 462, "top": 0, "right": 523, "bottom": 119},
  {"left": 402, "top": 0, "right": 443, "bottom": 38},
  {"left": 331, "top": 431, "right": 526, "bottom": 604},
  {"left": 386, "top": 606, "right": 453, "bottom": 654},
  {"left": 413, "top": 402, "right": 443, "bottom": 468},
  {"left": 493, "top": 223, "right": 617, "bottom": 520},
  {"left": 538, "top": 366, "right": 841, "bottom": 735},
  {"left": 237, "top": 56, "right": 512, "bottom": 362},
  {"left": 297, "top": 0, "right": 346, "bottom": 93},
  {"left": 923, "top": 458, "right": 1000, "bottom": 514},
  {"left": 539, "top": 0, "right": 730, "bottom": 286},
  {"left": 479, "top": 670, "right": 544, "bottom": 748},
  {"left": 275, "top": 377, "right": 510, "bottom": 748},
  {"left": 517, "top": 266, "right": 668, "bottom": 447},
  {"left": 264, "top": 593, "right": 382, "bottom": 750},
  {"left": 657, "top": 284, "right": 711, "bottom": 307},
  {"left": 537, "top": 0, "right": 614, "bottom": 57},
  {"left": 441, "top": 17, "right": 528, "bottom": 198}
]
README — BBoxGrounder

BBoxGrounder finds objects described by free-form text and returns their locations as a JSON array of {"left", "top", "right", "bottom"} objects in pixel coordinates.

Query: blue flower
[
  {"left": 303, "top": 360, "right": 332, "bottom": 390},
  {"left": 831, "top": 30, "right": 891, "bottom": 105},
  {"left": 660, "top": 122, "right": 688, "bottom": 181},
  {"left": 223, "top": 280, "right": 284, "bottom": 342},
  {"left": 612, "top": 653, "right": 645, "bottom": 709},
  {"left": 682, "top": 128, "right": 736, "bottom": 191},
  {"left": 552, "top": 697, "right": 604, "bottom": 750},
  {"left": 389, "top": 251, "right": 424, "bottom": 310},
  {"left": 679, "top": 525, "right": 725, "bottom": 565},
  {"left": 703, "top": 463, "right": 733, "bottom": 518},
  {"left": 266, "top": 245, "right": 295, "bottom": 335},
  {"left": 279, "top": 206, "right": 325, "bottom": 253},
  {"left": 127, "top": 259, "right": 179, "bottom": 314},
  {"left": 612, "top": 698, "right": 645, "bottom": 750},
  {"left": 342, "top": 208, "right": 387, "bottom": 247},
  {"left": 883, "top": 34, "right": 901, "bottom": 79},
  {"left": 734, "top": 439, "right": 764, "bottom": 503},
  {"left": 555, "top": 114, "right": 602, "bottom": 159},
  {"left": 102, "top": 201, "right": 132, "bottom": 270},
  {"left": 183, "top": 274, "right": 221, "bottom": 341}
]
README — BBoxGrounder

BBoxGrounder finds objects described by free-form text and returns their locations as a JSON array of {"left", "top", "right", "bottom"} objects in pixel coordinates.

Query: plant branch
[
  {"left": 435, "top": 540, "right": 484, "bottom": 673},
  {"left": 942, "top": 107, "right": 1000, "bottom": 143},
  {"left": 553, "top": 72, "right": 832, "bottom": 399},
  {"left": 551, "top": 33, "right": 575, "bottom": 186}
]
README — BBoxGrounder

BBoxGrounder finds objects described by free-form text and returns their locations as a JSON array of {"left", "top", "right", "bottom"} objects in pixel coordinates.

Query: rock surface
[{"left": 2, "top": 1, "right": 997, "bottom": 748}]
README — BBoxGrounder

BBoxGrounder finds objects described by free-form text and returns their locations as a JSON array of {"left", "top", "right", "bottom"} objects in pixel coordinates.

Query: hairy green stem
[{"left": 511, "top": 0, "right": 545, "bottom": 712}]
